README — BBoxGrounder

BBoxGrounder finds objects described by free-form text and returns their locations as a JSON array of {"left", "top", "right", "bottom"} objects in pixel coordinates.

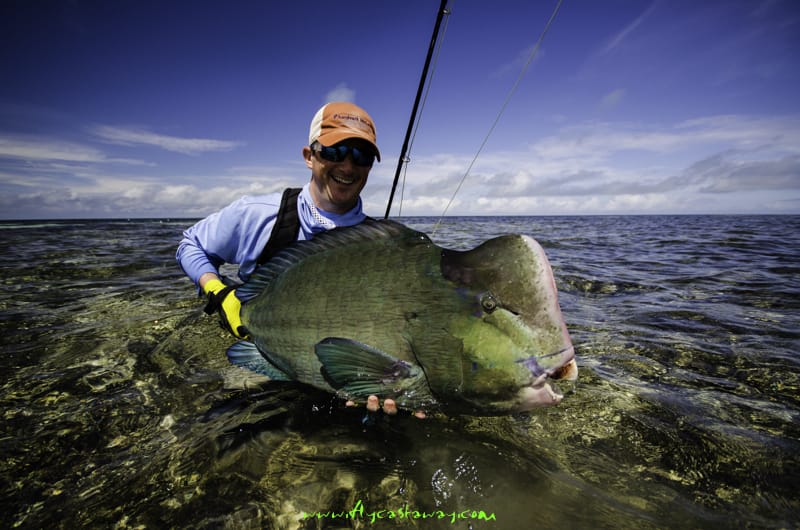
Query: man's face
[{"left": 304, "top": 139, "right": 375, "bottom": 214}]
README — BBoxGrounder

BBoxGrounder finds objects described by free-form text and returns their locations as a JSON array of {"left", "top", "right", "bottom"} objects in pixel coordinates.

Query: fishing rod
[{"left": 384, "top": 0, "right": 449, "bottom": 220}]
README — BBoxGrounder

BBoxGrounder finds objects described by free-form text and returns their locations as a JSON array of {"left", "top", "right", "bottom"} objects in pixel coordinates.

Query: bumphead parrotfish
[{"left": 227, "top": 219, "right": 577, "bottom": 415}]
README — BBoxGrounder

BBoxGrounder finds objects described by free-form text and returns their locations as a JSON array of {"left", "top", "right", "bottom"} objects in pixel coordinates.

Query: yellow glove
[{"left": 202, "top": 278, "right": 249, "bottom": 339}]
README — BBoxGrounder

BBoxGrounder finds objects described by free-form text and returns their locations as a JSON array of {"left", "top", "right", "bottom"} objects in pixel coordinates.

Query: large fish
[{"left": 228, "top": 219, "right": 577, "bottom": 415}]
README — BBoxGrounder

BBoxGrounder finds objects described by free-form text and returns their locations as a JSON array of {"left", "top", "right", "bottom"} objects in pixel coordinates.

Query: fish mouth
[{"left": 515, "top": 346, "right": 578, "bottom": 410}]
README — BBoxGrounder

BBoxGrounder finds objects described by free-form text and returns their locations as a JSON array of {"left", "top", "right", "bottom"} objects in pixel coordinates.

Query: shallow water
[{"left": 1, "top": 215, "right": 798, "bottom": 529}]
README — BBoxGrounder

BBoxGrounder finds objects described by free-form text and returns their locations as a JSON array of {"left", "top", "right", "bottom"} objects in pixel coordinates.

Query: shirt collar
[{"left": 297, "top": 183, "right": 366, "bottom": 235}]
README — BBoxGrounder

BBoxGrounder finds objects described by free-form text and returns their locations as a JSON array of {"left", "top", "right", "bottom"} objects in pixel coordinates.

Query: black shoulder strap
[{"left": 257, "top": 187, "right": 302, "bottom": 265}]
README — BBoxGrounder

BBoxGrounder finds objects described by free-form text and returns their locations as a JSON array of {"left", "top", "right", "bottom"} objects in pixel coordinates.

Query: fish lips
[{"left": 515, "top": 346, "right": 578, "bottom": 410}]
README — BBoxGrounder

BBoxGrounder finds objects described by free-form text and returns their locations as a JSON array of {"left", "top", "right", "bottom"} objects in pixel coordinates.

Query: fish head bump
[{"left": 438, "top": 234, "right": 577, "bottom": 413}]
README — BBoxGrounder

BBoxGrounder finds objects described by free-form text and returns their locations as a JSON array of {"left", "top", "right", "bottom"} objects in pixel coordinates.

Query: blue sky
[{"left": 1, "top": 0, "right": 798, "bottom": 219}]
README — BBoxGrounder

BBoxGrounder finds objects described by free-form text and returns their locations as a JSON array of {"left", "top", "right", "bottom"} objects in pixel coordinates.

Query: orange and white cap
[{"left": 308, "top": 102, "right": 380, "bottom": 161}]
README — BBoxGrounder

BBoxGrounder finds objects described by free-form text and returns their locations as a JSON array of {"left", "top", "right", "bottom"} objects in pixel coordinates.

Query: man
[{"left": 176, "top": 101, "right": 400, "bottom": 415}]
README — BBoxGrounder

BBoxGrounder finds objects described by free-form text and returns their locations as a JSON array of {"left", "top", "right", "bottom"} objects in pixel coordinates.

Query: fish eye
[{"left": 480, "top": 293, "right": 498, "bottom": 313}]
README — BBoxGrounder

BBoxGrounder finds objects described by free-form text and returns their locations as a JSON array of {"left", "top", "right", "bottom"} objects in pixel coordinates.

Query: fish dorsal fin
[{"left": 237, "top": 219, "right": 423, "bottom": 302}]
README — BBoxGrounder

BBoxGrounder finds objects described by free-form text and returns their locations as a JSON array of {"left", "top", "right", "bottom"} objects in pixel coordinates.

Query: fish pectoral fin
[
  {"left": 315, "top": 337, "right": 427, "bottom": 399},
  {"left": 226, "top": 341, "right": 291, "bottom": 381}
]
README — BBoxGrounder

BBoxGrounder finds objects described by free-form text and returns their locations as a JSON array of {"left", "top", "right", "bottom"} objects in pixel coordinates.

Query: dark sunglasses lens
[
  {"left": 317, "top": 146, "right": 342, "bottom": 162},
  {"left": 351, "top": 147, "right": 375, "bottom": 167},
  {"left": 317, "top": 145, "right": 374, "bottom": 166}
]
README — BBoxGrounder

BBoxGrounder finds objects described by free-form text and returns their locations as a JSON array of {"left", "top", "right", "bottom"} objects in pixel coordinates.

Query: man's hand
[
  {"left": 202, "top": 278, "right": 249, "bottom": 339},
  {"left": 346, "top": 396, "right": 427, "bottom": 419}
]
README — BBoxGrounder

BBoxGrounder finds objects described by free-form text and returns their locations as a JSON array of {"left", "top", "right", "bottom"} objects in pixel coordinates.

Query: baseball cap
[{"left": 308, "top": 102, "right": 381, "bottom": 161}]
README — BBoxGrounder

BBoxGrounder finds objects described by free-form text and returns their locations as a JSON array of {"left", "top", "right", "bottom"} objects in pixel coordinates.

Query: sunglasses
[{"left": 312, "top": 143, "right": 376, "bottom": 167}]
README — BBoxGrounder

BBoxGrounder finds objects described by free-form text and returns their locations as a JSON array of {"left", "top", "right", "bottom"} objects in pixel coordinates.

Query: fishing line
[
  {"left": 397, "top": 2, "right": 452, "bottom": 217},
  {"left": 432, "top": 0, "right": 564, "bottom": 235}
]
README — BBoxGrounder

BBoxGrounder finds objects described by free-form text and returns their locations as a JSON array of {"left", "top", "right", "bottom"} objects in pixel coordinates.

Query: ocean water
[{"left": 1, "top": 215, "right": 798, "bottom": 529}]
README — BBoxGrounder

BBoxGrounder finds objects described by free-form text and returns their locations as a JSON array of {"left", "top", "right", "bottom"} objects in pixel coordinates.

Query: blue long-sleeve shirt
[{"left": 176, "top": 183, "right": 366, "bottom": 286}]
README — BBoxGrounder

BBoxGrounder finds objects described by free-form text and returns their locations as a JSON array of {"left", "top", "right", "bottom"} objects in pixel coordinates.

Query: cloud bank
[{"left": 1, "top": 114, "right": 798, "bottom": 219}]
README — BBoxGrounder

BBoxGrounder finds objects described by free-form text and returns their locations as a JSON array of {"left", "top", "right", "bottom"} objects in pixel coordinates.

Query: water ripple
[{"left": 1, "top": 216, "right": 798, "bottom": 528}]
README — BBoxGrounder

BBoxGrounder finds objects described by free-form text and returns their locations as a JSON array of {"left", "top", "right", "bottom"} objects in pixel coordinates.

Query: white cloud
[
  {"left": 688, "top": 153, "right": 800, "bottom": 193},
  {"left": 2, "top": 113, "right": 799, "bottom": 219},
  {"left": 677, "top": 115, "right": 800, "bottom": 149},
  {"left": 324, "top": 83, "right": 356, "bottom": 103},
  {"left": 0, "top": 136, "right": 107, "bottom": 163},
  {"left": 0, "top": 177, "right": 294, "bottom": 219},
  {"left": 92, "top": 125, "right": 242, "bottom": 154},
  {"left": 372, "top": 113, "right": 800, "bottom": 216},
  {"left": 600, "top": 88, "right": 626, "bottom": 109},
  {"left": 599, "top": 1, "right": 659, "bottom": 56},
  {"left": 491, "top": 44, "right": 543, "bottom": 79}
]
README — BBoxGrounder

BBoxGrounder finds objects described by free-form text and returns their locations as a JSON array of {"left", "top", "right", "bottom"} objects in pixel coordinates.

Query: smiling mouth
[{"left": 331, "top": 174, "right": 358, "bottom": 185}]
